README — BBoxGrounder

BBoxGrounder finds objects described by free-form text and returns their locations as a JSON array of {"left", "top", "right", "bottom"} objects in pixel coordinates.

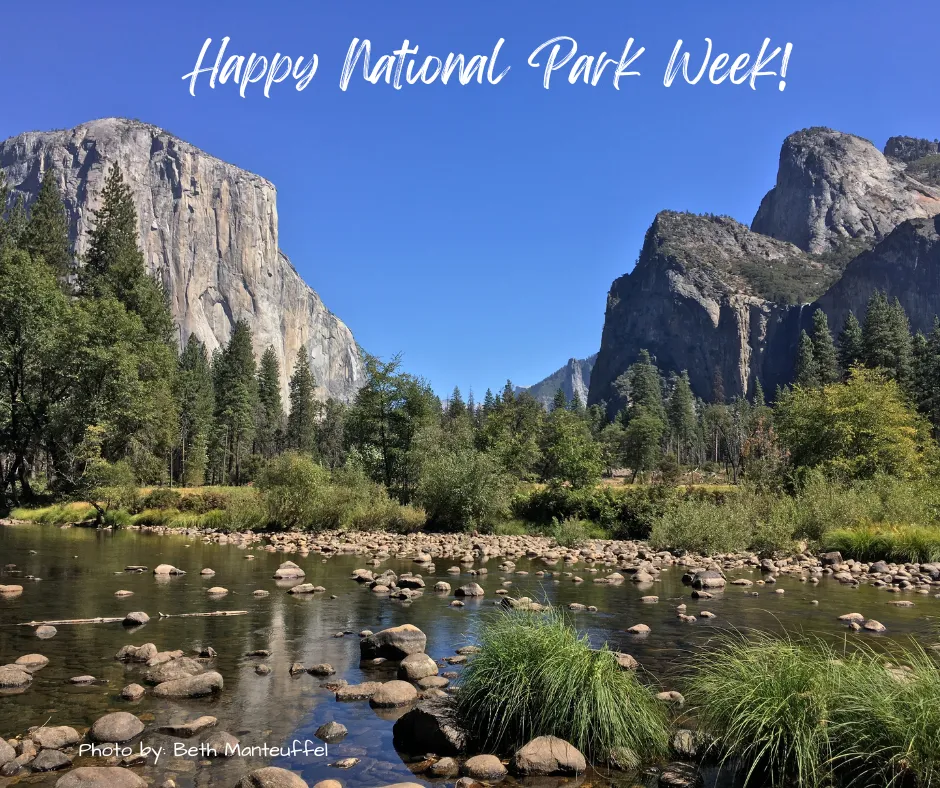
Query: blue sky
[{"left": 1, "top": 0, "right": 938, "bottom": 398}]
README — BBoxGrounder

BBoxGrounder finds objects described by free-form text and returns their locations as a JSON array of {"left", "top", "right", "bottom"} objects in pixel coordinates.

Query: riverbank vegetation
[{"left": 5, "top": 167, "right": 940, "bottom": 560}]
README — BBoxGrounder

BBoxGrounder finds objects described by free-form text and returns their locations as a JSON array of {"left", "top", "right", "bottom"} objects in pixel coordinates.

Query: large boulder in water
[
  {"left": 145, "top": 656, "right": 204, "bottom": 684},
  {"left": 273, "top": 561, "right": 305, "bottom": 579},
  {"left": 0, "top": 664, "right": 33, "bottom": 688},
  {"left": 511, "top": 735, "right": 586, "bottom": 775},
  {"left": 31, "top": 725, "right": 81, "bottom": 749},
  {"left": 115, "top": 643, "right": 157, "bottom": 663},
  {"left": 392, "top": 697, "right": 468, "bottom": 755},
  {"left": 90, "top": 712, "right": 144, "bottom": 743},
  {"left": 55, "top": 768, "right": 146, "bottom": 788},
  {"left": 691, "top": 570, "right": 726, "bottom": 590},
  {"left": 153, "top": 671, "right": 223, "bottom": 698},
  {"left": 360, "top": 624, "right": 426, "bottom": 661}
]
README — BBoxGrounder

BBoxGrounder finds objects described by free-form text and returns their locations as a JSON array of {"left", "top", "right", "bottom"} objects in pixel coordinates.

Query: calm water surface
[{"left": 1, "top": 523, "right": 937, "bottom": 788}]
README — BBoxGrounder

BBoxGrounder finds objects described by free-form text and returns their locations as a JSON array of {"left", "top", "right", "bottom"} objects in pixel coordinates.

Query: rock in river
[
  {"left": 153, "top": 564, "right": 184, "bottom": 576},
  {"left": 392, "top": 697, "right": 469, "bottom": 755},
  {"left": 398, "top": 653, "right": 438, "bottom": 681},
  {"left": 235, "top": 767, "right": 309, "bottom": 788},
  {"left": 511, "top": 736, "right": 586, "bottom": 775},
  {"left": 360, "top": 624, "right": 427, "bottom": 660},
  {"left": 36, "top": 625, "right": 57, "bottom": 639},
  {"left": 55, "top": 768, "right": 147, "bottom": 788},
  {"left": 463, "top": 755, "right": 507, "bottom": 781},
  {"left": 273, "top": 561, "right": 305, "bottom": 580},
  {"left": 122, "top": 611, "right": 149, "bottom": 626},
  {"left": 371, "top": 680, "right": 418, "bottom": 707},
  {"left": 31, "top": 725, "right": 81, "bottom": 749},
  {"left": 90, "top": 712, "right": 145, "bottom": 743},
  {"left": 14, "top": 653, "right": 49, "bottom": 672},
  {"left": 455, "top": 583, "right": 485, "bottom": 597},
  {"left": 115, "top": 643, "right": 157, "bottom": 663},
  {"left": 153, "top": 671, "right": 223, "bottom": 698},
  {"left": 31, "top": 749, "right": 72, "bottom": 771},
  {"left": 314, "top": 722, "right": 347, "bottom": 743},
  {"left": 0, "top": 665, "right": 33, "bottom": 688},
  {"left": 145, "top": 657, "right": 204, "bottom": 684},
  {"left": 158, "top": 716, "right": 217, "bottom": 736}
]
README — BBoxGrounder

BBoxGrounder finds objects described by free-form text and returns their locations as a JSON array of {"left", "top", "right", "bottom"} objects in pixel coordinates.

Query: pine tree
[
  {"left": 568, "top": 391, "right": 585, "bottom": 412},
  {"left": 625, "top": 350, "right": 665, "bottom": 421},
  {"left": 0, "top": 190, "right": 27, "bottom": 251},
  {"left": 482, "top": 388, "right": 496, "bottom": 413},
  {"left": 255, "top": 346, "right": 284, "bottom": 458},
  {"left": 23, "top": 168, "right": 71, "bottom": 279},
  {"left": 811, "top": 309, "right": 840, "bottom": 384},
  {"left": 211, "top": 320, "right": 257, "bottom": 483},
  {"left": 176, "top": 336, "right": 214, "bottom": 485},
  {"left": 551, "top": 387, "right": 567, "bottom": 412},
  {"left": 862, "top": 291, "right": 894, "bottom": 372},
  {"left": 887, "top": 297, "right": 913, "bottom": 387},
  {"left": 82, "top": 163, "right": 174, "bottom": 342},
  {"left": 667, "top": 370, "right": 696, "bottom": 464},
  {"left": 753, "top": 378, "right": 766, "bottom": 408},
  {"left": 795, "top": 330, "right": 819, "bottom": 388},
  {"left": 286, "top": 345, "right": 319, "bottom": 454},
  {"left": 838, "top": 311, "right": 864, "bottom": 374},
  {"left": 712, "top": 369, "right": 726, "bottom": 404}
]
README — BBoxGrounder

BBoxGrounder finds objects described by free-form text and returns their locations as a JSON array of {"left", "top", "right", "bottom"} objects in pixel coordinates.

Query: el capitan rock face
[
  {"left": 751, "top": 127, "right": 940, "bottom": 254},
  {"left": 0, "top": 117, "right": 362, "bottom": 402}
]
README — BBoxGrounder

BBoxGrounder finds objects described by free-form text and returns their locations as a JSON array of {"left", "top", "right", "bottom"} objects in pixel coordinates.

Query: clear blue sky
[{"left": 1, "top": 0, "right": 938, "bottom": 398}]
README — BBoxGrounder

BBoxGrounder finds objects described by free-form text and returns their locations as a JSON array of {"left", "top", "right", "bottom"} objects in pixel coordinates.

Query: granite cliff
[
  {"left": 0, "top": 118, "right": 362, "bottom": 402},
  {"left": 589, "top": 128, "right": 940, "bottom": 411},
  {"left": 521, "top": 354, "right": 596, "bottom": 407}
]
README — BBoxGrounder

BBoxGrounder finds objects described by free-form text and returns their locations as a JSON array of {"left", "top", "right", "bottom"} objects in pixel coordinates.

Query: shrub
[
  {"left": 11, "top": 502, "right": 97, "bottom": 524},
  {"left": 456, "top": 608, "right": 669, "bottom": 767},
  {"left": 141, "top": 488, "right": 182, "bottom": 510},
  {"left": 825, "top": 525, "right": 940, "bottom": 563},
  {"left": 547, "top": 517, "right": 606, "bottom": 547},
  {"left": 417, "top": 447, "right": 511, "bottom": 532},
  {"left": 131, "top": 508, "right": 180, "bottom": 526},
  {"left": 687, "top": 633, "right": 838, "bottom": 786},
  {"left": 256, "top": 453, "right": 329, "bottom": 530},
  {"left": 102, "top": 508, "right": 132, "bottom": 528}
]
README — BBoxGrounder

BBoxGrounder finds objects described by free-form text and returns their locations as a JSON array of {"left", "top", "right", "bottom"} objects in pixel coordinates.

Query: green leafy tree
[
  {"left": 622, "top": 406, "right": 665, "bottom": 482},
  {"left": 811, "top": 309, "right": 840, "bottom": 385},
  {"left": 255, "top": 346, "right": 284, "bottom": 458},
  {"left": 285, "top": 345, "right": 320, "bottom": 455},
  {"left": 479, "top": 384, "right": 543, "bottom": 480},
  {"left": 316, "top": 398, "right": 347, "bottom": 470},
  {"left": 776, "top": 367, "right": 928, "bottom": 480},
  {"left": 22, "top": 169, "right": 71, "bottom": 280},
  {"left": 539, "top": 406, "right": 604, "bottom": 488}
]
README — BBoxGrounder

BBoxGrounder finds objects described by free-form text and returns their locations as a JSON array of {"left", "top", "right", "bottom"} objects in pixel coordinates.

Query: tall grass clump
[
  {"left": 456, "top": 608, "right": 669, "bottom": 768},
  {"left": 11, "top": 502, "right": 97, "bottom": 524},
  {"left": 825, "top": 525, "right": 940, "bottom": 563},
  {"left": 831, "top": 642, "right": 940, "bottom": 787},
  {"left": 686, "top": 633, "right": 838, "bottom": 786},
  {"left": 547, "top": 516, "right": 607, "bottom": 547}
]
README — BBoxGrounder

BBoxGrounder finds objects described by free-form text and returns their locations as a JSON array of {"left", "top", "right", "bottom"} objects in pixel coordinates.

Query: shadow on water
[{"left": 0, "top": 523, "right": 936, "bottom": 787}]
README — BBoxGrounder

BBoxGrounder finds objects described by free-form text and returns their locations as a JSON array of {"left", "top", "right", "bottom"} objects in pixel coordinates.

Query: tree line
[{"left": 2, "top": 163, "right": 937, "bottom": 532}]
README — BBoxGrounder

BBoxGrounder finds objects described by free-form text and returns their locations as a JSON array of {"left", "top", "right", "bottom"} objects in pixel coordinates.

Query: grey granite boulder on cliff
[
  {"left": 884, "top": 135, "right": 939, "bottom": 164},
  {"left": 0, "top": 117, "right": 362, "bottom": 402},
  {"left": 588, "top": 211, "right": 821, "bottom": 410},
  {"left": 752, "top": 127, "right": 940, "bottom": 254}
]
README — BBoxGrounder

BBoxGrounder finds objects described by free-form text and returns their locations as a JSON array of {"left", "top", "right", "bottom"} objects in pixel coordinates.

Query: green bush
[
  {"left": 824, "top": 525, "right": 940, "bottom": 564},
  {"left": 456, "top": 608, "right": 669, "bottom": 767},
  {"left": 256, "top": 453, "right": 330, "bottom": 530},
  {"left": 141, "top": 488, "right": 182, "bottom": 510},
  {"left": 547, "top": 517, "right": 606, "bottom": 547},
  {"left": 102, "top": 508, "right": 132, "bottom": 528},
  {"left": 131, "top": 508, "right": 180, "bottom": 526},
  {"left": 417, "top": 447, "right": 510, "bottom": 532}
]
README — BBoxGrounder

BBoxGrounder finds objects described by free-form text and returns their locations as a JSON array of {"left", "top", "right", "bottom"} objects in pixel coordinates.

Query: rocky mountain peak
[
  {"left": 751, "top": 127, "right": 940, "bottom": 254},
  {"left": 884, "top": 135, "right": 939, "bottom": 163},
  {"left": 0, "top": 117, "right": 363, "bottom": 402}
]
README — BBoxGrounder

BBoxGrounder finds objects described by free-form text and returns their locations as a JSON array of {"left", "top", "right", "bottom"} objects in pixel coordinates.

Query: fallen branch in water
[
  {"left": 17, "top": 616, "right": 124, "bottom": 626},
  {"left": 158, "top": 610, "right": 248, "bottom": 619}
]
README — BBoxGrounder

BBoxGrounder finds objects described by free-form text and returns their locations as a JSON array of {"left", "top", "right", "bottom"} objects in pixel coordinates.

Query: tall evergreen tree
[
  {"left": 551, "top": 387, "right": 567, "bottom": 412},
  {"left": 795, "top": 330, "right": 819, "bottom": 388},
  {"left": 176, "top": 336, "right": 214, "bottom": 485},
  {"left": 862, "top": 291, "right": 895, "bottom": 372},
  {"left": 811, "top": 309, "right": 840, "bottom": 385},
  {"left": 286, "top": 345, "right": 319, "bottom": 455},
  {"left": 667, "top": 370, "right": 696, "bottom": 464},
  {"left": 621, "top": 349, "right": 665, "bottom": 421},
  {"left": 211, "top": 320, "right": 257, "bottom": 484},
  {"left": 22, "top": 169, "right": 71, "bottom": 280},
  {"left": 838, "top": 311, "right": 864, "bottom": 374},
  {"left": 753, "top": 378, "right": 766, "bottom": 408},
  {"left": 82, "top": 163, "right": 173, "bottom": 342},
  {"left": 255, "top": 346, "right": 284, "bottom": 458},
  {"left": 887, "top": 297, "right": 914, "bottom": 387}
]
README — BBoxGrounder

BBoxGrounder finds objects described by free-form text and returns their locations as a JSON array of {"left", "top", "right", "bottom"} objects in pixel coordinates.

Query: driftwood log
[{"left": 18, "top": 610, "right": 248, "bottom": 626}]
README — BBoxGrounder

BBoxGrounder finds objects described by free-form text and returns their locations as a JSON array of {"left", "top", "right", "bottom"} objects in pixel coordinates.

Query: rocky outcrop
[
  {"left": 813, "top": 215, "right": 940, "bottom": 337},
  {"left": 589, "top": 211, "right": 817, "bottom": 408},
  {"left": 885, "top": 136, "right": 939, "bottom": 163},
  {"left": 0, "top": 118, "right": 362, "bottom": 401},
  {"left": 752, "top": 127, "right": 940, "bottom": 253},
  {"left": 521, "top": 354, "right": 596, "bottom": 406}
]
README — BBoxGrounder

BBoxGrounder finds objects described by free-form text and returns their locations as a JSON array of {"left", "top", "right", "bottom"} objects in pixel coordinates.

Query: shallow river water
[{"left": 0, "top": 523, "right": 937, "bottom": 788}]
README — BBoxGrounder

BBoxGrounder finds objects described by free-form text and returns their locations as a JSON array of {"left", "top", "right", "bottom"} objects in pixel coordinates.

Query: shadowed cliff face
[
  {"left": 812, "top": 216, "right": 940, "bottom": 337},
  {"left": 0, "top": 117, "right": 363, "bottom": 402},
  {"left": 588, "top": 212, "right": 813, "bottom": 411},
  {"left": 752, "top": 127, "right": 940, "bottom": 254}
]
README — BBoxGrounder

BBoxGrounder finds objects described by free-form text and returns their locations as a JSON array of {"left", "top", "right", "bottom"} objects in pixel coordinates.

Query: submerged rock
[
  {"left": 511, "top": 735, "right": 586, "bottom": 775},
  {"left": 90, "top": 712, "right": 145, "bottom": 743},
  {"left": 55, "top": 767, "right": 147, "bottom": 788},
  {"left": 463, "top": 754, "right": 507, "bottom": 780},
  {"left": 235, "top": 767, "right": 309, "bottom": 788},
  {"left": 152, "top": 671, "right": 223, "bottom": 698}
]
